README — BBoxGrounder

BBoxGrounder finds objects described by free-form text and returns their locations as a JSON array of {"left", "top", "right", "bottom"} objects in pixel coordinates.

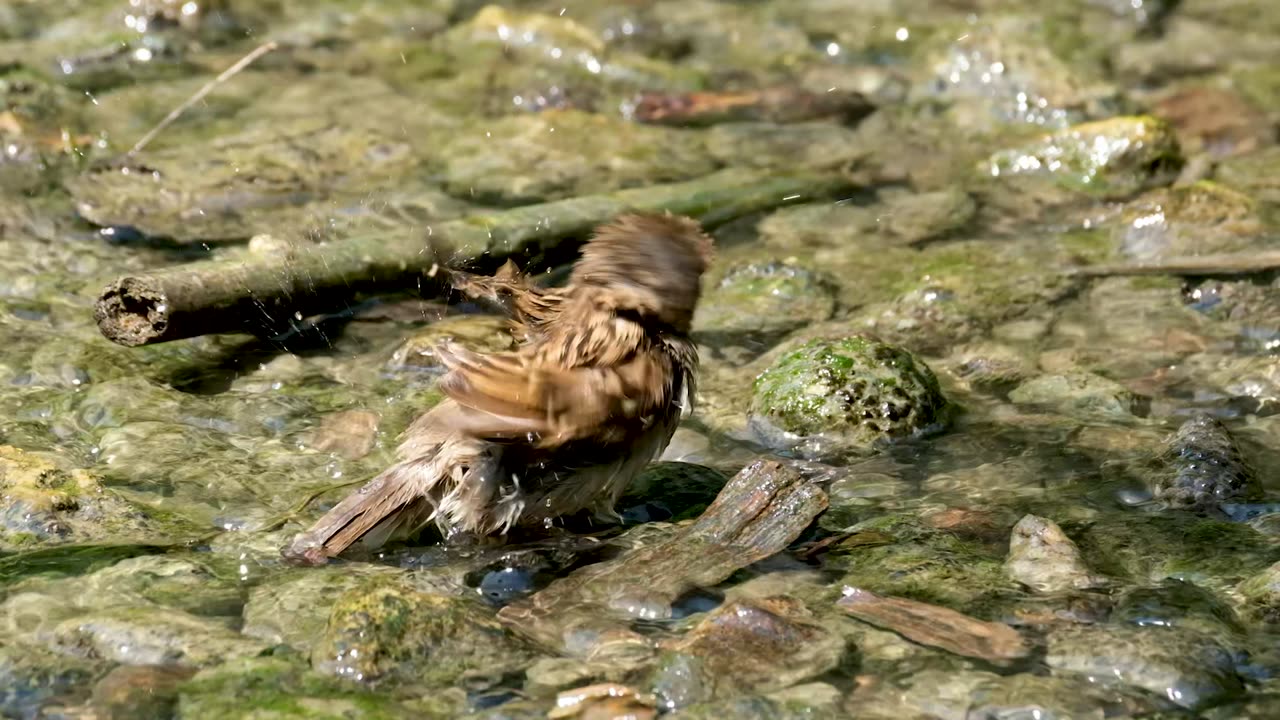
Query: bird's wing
[
  {"left": 447, "top": 261, "right": 566, "bottom": 337},
  {"left": 434, "top": 326, "right": 675, "bottom": 445}
]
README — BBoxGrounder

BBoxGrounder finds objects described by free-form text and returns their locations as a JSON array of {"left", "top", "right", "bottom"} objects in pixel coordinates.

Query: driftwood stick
[
  {"left": 93, "top": 169, "right": 851, "bottom": 346},
  {"left": 497, "top": 458, "right": 828, "bottom": 656}
]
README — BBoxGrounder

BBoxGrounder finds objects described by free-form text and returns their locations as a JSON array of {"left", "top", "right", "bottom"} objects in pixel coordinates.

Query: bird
[{"left": 283, "top": 212, "right": 714, "bottom": 564}]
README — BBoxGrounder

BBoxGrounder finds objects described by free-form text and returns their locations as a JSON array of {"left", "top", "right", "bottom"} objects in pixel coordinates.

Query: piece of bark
[
  {"left": 497, "top": 459, "right": 828, "bottom": 655},
  {"left": 93, "top": 169, "right": 852, "bottom": 346},
  {"left": 836, "top": 587, "right": 1031, "bottom": 666},
  {"left": 632, "top": 87, "right": 874, "bottom": 127}
]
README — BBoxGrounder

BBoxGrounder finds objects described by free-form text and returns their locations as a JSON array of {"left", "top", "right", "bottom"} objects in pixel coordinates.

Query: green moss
[
  {"left": 178, "top": 656, "right": 427, "bottom": 720},
  {"left": 831, "top": 514, "right": 1014, "bottom": 611},
  {"left": 1072, "top": 515, "right": 1280, "bottom": 591},
  {"left": 751, "top": 337, "right": 949, "bottom": 442}
]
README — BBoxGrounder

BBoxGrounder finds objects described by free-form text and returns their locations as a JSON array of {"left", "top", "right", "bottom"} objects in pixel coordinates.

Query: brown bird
[{"left": 284, "top": 212, "right": 714, "bottom": 564}]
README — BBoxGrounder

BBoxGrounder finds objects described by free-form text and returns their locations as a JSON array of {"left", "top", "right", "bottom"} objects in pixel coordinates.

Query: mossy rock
[
  {"left": 311, "top": 580, "right": 536, "bottom": 687},
  {"left": 984, "top": 115, "right": 1184, "bottom": 199},
  {"left": 828, "top": 513, "right": 1015, "bottom": 611},
  {"left": 693, "top": 261, "right": 837, "bottom": 337},
  {"left": 178, "top": 656, "right": 433, "bottom": 720},
  {"left": 1237, "top": 562, "right": 1280, "bottom": 625},
  {"left": 1113, "top": 181, "right": 1267, "bottom": 261},
  {"left": 1071, "top": 514, "right": 1280, "bottom": 590},
  {"left": 749, "top": 336, "right": 949, "bottom": 444}
]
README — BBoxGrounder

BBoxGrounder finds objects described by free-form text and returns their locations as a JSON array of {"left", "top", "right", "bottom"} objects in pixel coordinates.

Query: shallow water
[{"left": 3, "top": 1, "right": 1280, "bottom": 718}]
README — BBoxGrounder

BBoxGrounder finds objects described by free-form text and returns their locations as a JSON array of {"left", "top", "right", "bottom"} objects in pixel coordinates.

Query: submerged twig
[
  {"left": 1066, "top": 251, "right": 1280, "bottom": 278},
  {"left": 127, "top": 40, "right": 279, "bottom": 156}
]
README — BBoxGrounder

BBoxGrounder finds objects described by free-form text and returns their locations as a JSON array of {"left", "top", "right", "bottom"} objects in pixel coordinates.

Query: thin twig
[
  {"left": 127, "top": 40, "right": 279, "bottom": 156},
  {"left": 1067, "top": 251, "right": 1280, "bottom": 278}
]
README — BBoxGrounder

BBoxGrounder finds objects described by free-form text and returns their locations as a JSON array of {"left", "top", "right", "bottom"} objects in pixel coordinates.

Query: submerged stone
[
  {"left": 311, "top": 579, "right": 535, "bottom": 686},
  {"left": 693, "top": 261, "right": 836, "bottom": 338},
  {"left": 1151, "top": 414, "right": 1262, "bottom": 512},
  {"left": 1008, "top": 371, "right": 1149, "bottom": 420},
  {"left": 241, "top": 564, "right": 406, "bottom": 653},
  {"left": 0, "top": 643, "right": 106, "bottom": 720},
  {"left": 656, "top": 596, "right": 847, "bottom": 701},
  {"left": 1237, "top": 562, "right": 1280, "bottom": 625},
  {"left": 847, "top": 666, "right": 1173, "bottom": 719},
  {"left": 177, "top": 656, "right": 428, "bottom": 720},
  {"left": 90, "top": 664, "right": 194, "bottom": 720},
  {"left": 1113, "top": 181, "right": 1266, "bottom": 261},
  {"left": 911, "top": 15, "right": 1120, "bottom": 131},
  {"left": 749, "top": 336, "right": 949, "bottom": 447},
  {"left": 617, "top": 461, "right": 728, "bottom": 524},
  {"left": 440, "top": 110, "right": 716, "bottom": 204},
  {"left": 1045, "top": 624, "right": 1243, "bottom": 710},
  {"left": 47, "top": 605, "right": 270, "bottom": 668},
  {"left": 1005, "top": 514, "right": 1107, "bottom": 594},
  {"left": 984, "top": 115, "right": 1183, "bottom": 199}
]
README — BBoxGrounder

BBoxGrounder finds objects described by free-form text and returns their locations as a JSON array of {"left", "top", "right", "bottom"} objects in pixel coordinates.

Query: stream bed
[{"left": 3, "top": 1, "right": 1280, "bottom": 718}]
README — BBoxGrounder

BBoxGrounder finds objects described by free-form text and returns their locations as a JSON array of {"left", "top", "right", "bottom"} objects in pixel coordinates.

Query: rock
[
  {"left": 1045, "top": 624, "right": 1243, "bottom": 710},
  {"left": 307, "top": 409, "right": 381, "bottom": 461},
  {"left": 910, "top": 15, "right": 1119, "bottom": 131},
  {"left": 693, "top": 261, "right": 836, "bottom": 338},
  {"left": 984, "top": 115, "right": 1184, "bottom": 200},
  {"left": 655, "top": 597, "right": 846, "bottom": 701},
  {"left": 829, "top": 513, "right": 1015, "bottom": 610},
  {"left": 311, "top": 579, "right": 535, "bottom": 686},
  {"left": 177, "top": 656, "right": 429, "bottom": 720},
  {"left": 1112, "top": 181, "right": 1266, "bottom": 261},
  {"left": 616, "top": 461, "right": 728, "bottom": 524},
  {"left": 1005, "top": 514, "right": 1107, "bottom": 593},
  {"left": 1074, "top": 513, "right": 1276, "bottom": 588},
  {"left": 0, "top": 643, "right": 106, "bottom": 720},
  {"left": 1111, "top": 579, "right": 1247, "bottom": 640},
  {"left": 0, "top": 444, "right": 100, "bottom": 543},
  {"left": 749, "top": 336, "right": 950, "bottom": 448},
  {"left": 1154, "top": 85, "right": 1274, "bottom": 158},
  {"left": 847, "top": 667, "right": 1173, "bottom": 719},
  {"left": 90, "top": 664, "right": 194, "bottom": 720},
  {"left": 1237, "top": 562, "right": 1280, "bottom": 624},
  {"left": 59, "top": 554, "right": 244, "bottom": 618},
  {"left": 1215, "top": 146, "right": 1280, "bottom": 205},
  {"left": 242, "top": 564, "right": 406, "bottom": 652},
  {"left": 1149, "top": 415, "right": 1262, "bottom": 512},
  {"left": 945, "top": 343, "right": 1036, "bottom": 396},
  {"left": 705, "top": 122, "right": 864, "bottom": 172},
  {"left": 548, "top": 683, "right": 657, "bottom": 720},
  {"left": 874, "top": 188, "right": 977, "bottom": 245},
  {"left": 66, "top": 122, "right": 422, "bottom": 243},
  {"left": 441, "top": 110, "right": 716, "bottom": 204},
  {"left": 48, "top": 605, "right": 270, "bottom": 668},
  {"left": 1008, "top": 372, "right": 1149, "bottom": 419}
]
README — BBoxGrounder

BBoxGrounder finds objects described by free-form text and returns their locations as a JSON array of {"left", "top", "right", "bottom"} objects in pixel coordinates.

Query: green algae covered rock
[
  {"left": 749, "top": 336, "right": 949, "bottom": 445},
  {"left": 311, "top": 580, "right": 535, "bottom": 687},
  {"left": 985, "top": 115, "right": 1183, "bottom": 199},
  {"left": 178, "top": 656, "right": 432, "bottom": 720}
]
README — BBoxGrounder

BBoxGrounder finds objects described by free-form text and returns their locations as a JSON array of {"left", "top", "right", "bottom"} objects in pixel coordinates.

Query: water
[{"left": 2, "top": 0, "right": 1280, "bottom": 717}]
